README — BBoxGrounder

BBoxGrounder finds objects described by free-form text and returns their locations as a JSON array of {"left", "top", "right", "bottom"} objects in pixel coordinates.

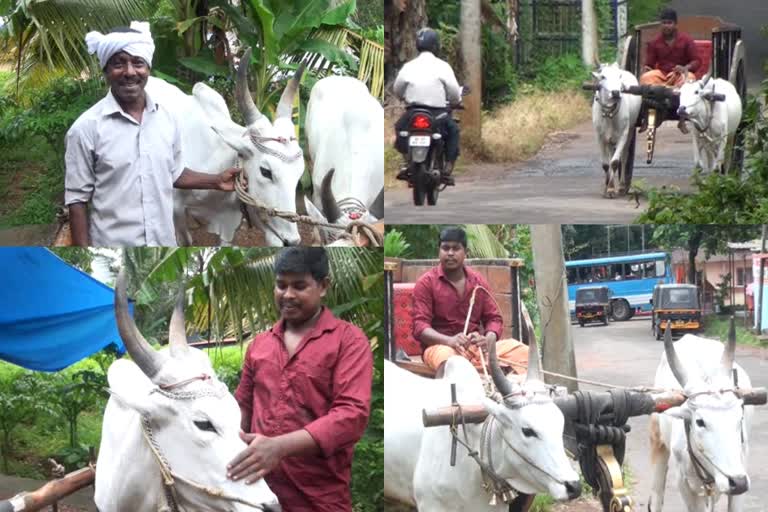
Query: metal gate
[{"left": 515, "top": 0, "right": 629, "bottom": 68}]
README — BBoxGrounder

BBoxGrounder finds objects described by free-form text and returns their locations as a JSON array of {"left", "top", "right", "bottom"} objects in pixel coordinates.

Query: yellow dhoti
[{"left": 423, "top": 338, "right": 529, "bottom": 375}]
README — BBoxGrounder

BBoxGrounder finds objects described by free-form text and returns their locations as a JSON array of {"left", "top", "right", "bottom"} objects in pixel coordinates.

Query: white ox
[
  {"left": 384, "top": 337, "right": 581, "bottom": 511},
  {"left": 95, "top": 270, "right": 281, "bottom": 512},
  {"left": 677, "top": 74, "right": 742, "bottom": 173},
  {"left": 147, "top": 48, "right": 305, "bottom": 246},
  {"left": 591, "top": 63, "right": 641, "bottom": 198},
  {"left": 303, "top": 76, "right": 384, "bottom": 243},
  {"left": 648, "top": 321, "right": 752, "bottom": 512}
]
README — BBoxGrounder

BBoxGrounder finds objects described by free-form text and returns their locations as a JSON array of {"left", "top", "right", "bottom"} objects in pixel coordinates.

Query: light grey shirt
[
  {"left": 393, "top": 51, "right": 462, "bottom": 108},
  {"left": 65, "top": 89, "right": 184, "bottom": 247}
]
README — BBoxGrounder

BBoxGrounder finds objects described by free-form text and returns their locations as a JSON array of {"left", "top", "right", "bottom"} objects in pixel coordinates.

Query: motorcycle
[{"left": 398, "top": 87, "right": 469, "bottom": 206}]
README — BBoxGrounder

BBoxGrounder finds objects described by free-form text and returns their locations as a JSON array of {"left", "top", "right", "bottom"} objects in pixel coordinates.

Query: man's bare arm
[{"left": 68, "top": 203, "right": 89, "bottom": 246}]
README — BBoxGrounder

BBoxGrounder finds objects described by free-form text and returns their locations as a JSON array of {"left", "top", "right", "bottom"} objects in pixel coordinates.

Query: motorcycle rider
[{"left": 393, "top": 28, "right": 462, "bottom": 186}]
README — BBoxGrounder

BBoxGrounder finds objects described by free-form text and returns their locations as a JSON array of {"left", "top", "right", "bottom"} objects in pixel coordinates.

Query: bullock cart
[
  {"left": 384, "top": 259, "right": 768, "bottom": 512},
  {"left": 583, "top": 16, "right": 747, "bottom": 189}
]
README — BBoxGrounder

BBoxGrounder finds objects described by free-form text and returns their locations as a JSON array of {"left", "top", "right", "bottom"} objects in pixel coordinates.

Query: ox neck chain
[{"left": 595, "top": 96, "right": 619, "bottom": 119}]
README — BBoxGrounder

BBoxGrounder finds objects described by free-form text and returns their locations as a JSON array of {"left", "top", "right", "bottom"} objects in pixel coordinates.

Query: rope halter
[{"left": 110, "top": 373, "right": 274, "bottom": 511}]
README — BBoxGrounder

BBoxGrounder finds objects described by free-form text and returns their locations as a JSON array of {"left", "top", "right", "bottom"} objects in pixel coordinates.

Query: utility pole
[
  {"left": 581, "top": 0, "right": 598, "bottom": 67},
  {"left": 757, "top": 225, "right": 766, "bottom": 333},
  {"left": 531, "top": 225, "right": 578, "bottom": 392},
  {"left": 460, "top": 0, "right": 482, "bottom": 144}
]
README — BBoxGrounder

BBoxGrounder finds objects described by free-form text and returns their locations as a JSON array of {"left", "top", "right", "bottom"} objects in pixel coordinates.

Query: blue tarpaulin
[{"left": 0, "top": 247, "right": 127, "bottom": 371}]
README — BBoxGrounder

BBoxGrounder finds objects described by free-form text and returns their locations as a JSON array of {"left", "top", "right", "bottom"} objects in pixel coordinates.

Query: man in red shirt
[
  {"left": 639, "top": 8, "right": 700, "bottom": 88},
  {"left": 412, "top": 227, "right": 529, "bottom": 376},
  {"left": 228, "top": 247, "right": 373, "bottom": 511}
]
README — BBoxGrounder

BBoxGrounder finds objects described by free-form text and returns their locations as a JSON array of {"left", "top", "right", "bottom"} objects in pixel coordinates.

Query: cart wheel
[{"left": 623, "top": 129, "right": 637, "bottom": 193}]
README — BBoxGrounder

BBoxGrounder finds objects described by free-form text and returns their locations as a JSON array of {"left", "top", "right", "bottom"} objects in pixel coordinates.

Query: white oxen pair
[
  {"left": 147, "top": 48, "right": 305, "bottom": 247},
  {"left": 590, "top": 63, "right": 642, "bottom": 198},
  {"left": 303, "top": 76, "right": 384, "bottom": 243},
  {"left": 649, "top": 321, "right": 753, "bottom": 512},
  {"left": 95, "top": 271, "right": 281, "bottom": 512},
  {"left": 384, "top": 337, "right": 581, "bottom": 510},
  {"left": 677, "top": 74, "right": 742, "bottom": 173}
]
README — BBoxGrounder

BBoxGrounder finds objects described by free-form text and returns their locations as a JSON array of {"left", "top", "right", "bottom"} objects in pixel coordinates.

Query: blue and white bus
[{"left": 566, "top": 252, "right": 672, "bottom": 321}]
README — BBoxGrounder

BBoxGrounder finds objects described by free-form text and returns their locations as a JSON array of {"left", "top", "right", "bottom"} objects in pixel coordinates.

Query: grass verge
[
  {"left": 702, "top": 315, "right": 763, "bottom": 347},
  {"left": 481, "top": 89, "right": 591, "bottom": 162}
]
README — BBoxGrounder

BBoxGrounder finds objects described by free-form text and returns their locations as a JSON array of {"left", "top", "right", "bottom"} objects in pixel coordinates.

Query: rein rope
[{"left": 123, "top": 374, "right": 271, "bottom": 511}]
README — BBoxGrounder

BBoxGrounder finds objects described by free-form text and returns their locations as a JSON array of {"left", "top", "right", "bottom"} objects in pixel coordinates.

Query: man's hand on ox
[
  {"left": 217, "top": 167, "right": 242, "bottom": 192},
  {"left": 228, "top": 431, "right": 283, "bottom": 484},
  {"left": 468, "top": 332, "right": 488, "bottom": 350}
]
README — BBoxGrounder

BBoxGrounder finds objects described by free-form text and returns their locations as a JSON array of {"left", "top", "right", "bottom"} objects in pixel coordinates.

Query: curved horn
[
  {"left": 488, "top": 330, "right": 513, "bottom": 397},
  {"left": 168, "top": 282, "right": 189, "bottom": 358},
  {"left": 526, "top": 336, "right": 542, "bottom": 382},
  {"left": 115, "top": 269, "right": 164, "bottom": 379},
  {"left": 236, "top": 48, "right": 264, "bottom": 126},
  {"left": 663, "top": 321, "right": 688, "bottom": 388},
  {"left": 720, "top": 316, "right": 737, "bottom": 377},
  {"left": 320, "top": 169, "right": 342, "bottom": 223},
  {"left": 276, "top": 62, "right": 306, "bottom": 119},
  {"left": 369, "top": 187, "right": 384, "bottom": 220},
  {"left": 700, "top": 72, "right": 712, "bottom": 86}
]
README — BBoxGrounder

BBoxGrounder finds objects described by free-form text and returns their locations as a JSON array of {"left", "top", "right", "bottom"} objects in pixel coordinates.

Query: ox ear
[
  {"left": 591, "top": 71, "right": 601, "bottom": 80},
  {"left": 210, "top": 124, "right": 254, "bottom": 159},
  {"left": 663, "top": 406, "right": 692, "bottom": 422},
  {"left": 107, "top": 359, "right": 173, "bottom": 420}
]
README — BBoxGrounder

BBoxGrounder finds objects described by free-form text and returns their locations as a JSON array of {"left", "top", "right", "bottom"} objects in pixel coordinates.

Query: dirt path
[{"left": 384, "top": 121, "right": 696, "bottom": 224}]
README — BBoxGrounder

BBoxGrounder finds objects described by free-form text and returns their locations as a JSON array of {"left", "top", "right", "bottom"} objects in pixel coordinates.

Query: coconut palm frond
[{"left": 464, "top": 225, "right": 510, "bottom": 259}]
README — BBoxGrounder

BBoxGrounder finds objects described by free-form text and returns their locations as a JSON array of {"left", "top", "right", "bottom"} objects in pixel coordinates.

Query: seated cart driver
[{"left": 412, "top": 227, "right": 529, "bottom": 377}]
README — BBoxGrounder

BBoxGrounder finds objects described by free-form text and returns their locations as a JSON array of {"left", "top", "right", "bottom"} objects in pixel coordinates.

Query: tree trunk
[
  {"left": 460, "top": 0, "right": 482, "bottom": 143},
  {"left": 531, "top": 225, "right": 579, "bottom": 393},
  {"left": 687, "top": 233, "right": 703, "bottom": 285},
  {"left": 581, "top": 0, "right": 598, "bottom": 67},
  {"left": 384, "top": 0, "right": 428, "bottom": 87}
]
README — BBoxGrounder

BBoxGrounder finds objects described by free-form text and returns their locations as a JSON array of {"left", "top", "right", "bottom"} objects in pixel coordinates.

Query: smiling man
[
  {"left": 412, "top": 226, "right": 529, "bottom": 376},
  {"left": 230, "top": 247, "right": 373, "bottom": 512},
  {"left": 65, "top": 21, "right": 241, "bottom": 246}
]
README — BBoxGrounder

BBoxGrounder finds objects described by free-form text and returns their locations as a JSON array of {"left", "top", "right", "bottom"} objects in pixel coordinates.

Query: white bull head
[
  {"left": 676, "top": 73, "right": 720, "bottom": 128},
  {"left": 661, "top": 320, "right": 750, "bottom": 495},
  {"left": 592, "top": 63, "right": 625, "bottom": 110},
  {"left": 213, "top": 48, "right": 305, "bottom": 246},
  {"left": 94, "top": 270, "right": 281, "bottom": 512},
  {"left": 482, "top": 333, "right": 581, "bottom": 500}
]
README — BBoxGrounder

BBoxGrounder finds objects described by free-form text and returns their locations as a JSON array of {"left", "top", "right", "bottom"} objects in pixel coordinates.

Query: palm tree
[
  {"left": 122, "top": 247, "right": 383, "bottom": 346},
  {"left": 0, "top": 0, "right": 147, "bottom": 95}
]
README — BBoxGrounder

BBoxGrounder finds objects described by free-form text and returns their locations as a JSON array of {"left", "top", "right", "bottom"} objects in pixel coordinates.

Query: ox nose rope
[
  {"left": 232, "top": 134, "right": 382, "bottom": 247},
  {"left": 111, "top": 374, "right": 273, "bottom": 511}
]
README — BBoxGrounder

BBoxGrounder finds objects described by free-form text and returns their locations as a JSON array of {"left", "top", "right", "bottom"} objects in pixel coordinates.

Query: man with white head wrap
[{"left": 65, "top": 22, "right": 242, "bottom": 247}]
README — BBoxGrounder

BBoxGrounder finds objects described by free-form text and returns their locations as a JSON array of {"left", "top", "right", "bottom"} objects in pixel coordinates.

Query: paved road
[
  {"left": 384, "top": 122, "right": 695, "bottom": 224},
  {"left": 669, "top": 0, "right": 768, "bottom": 89},
  {"left": 573, "top": 317, "right": 768, "bottom": 511}
]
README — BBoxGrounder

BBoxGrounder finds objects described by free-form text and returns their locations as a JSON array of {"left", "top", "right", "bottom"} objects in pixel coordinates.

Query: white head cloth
[{"left": 85, "top": 21, "right": 155, "bottom": 69}]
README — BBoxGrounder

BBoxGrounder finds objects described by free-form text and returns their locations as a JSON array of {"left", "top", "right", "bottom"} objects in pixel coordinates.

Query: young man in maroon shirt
[
  {"left": 412, "top": 227, "right": 528, "bottom": 376},
  {"left": 228, "top": 247, "right": 373, "bottom": 511},
  {"left": 639, "top": 8, "right": 700, "bottom": 88}
]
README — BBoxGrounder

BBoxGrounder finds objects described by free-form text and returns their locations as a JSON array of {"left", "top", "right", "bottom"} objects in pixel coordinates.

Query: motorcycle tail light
[{"left": 411, "top": 114, "right": 431, "bottom": 130}]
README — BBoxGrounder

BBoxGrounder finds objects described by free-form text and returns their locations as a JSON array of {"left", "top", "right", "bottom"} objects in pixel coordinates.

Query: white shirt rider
[{"left": 393, "top": 51, "right": 462, "bottom": 108}]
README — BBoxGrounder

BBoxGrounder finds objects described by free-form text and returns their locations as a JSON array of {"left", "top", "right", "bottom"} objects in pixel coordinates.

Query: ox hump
[{"left": 193, "top": 83, "right": 233, "bottom": 121}]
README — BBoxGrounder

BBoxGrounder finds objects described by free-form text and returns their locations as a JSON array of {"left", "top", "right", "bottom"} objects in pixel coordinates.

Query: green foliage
[
  {"left": 353, "top": 0, "right": 382, "bottom": 29},
  {"left": 0, "top": 371, "right": 48, "bottom": 472},
  {"left": 628, "top": 0, "right": 670, "bottom": 28},
  {"left": 0, "top": 76, "right": 105, "bottom": 226},
  {"left": 715, "top": 273, "right": 732, "bottom": 311},
  {"left": 528, "top": 54, "right": 590, "bottom": 93},
  {"left": 482, "top": 24, "right": 518, "bottom": 108},
  {"left": 637, "top": 92, "right": 768, "bottom": 223},
  {"left": 384, "top": 229, "right": 412, "bottom": 258},
  {"left": 360, "top": 25, "right": 384, "bottom": 45},
  {"left": 49, "top": 248, "right": 95, "bottom": 274},
  {"left": 704, "top": 315, "right": 762, "bottom": 347}
]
